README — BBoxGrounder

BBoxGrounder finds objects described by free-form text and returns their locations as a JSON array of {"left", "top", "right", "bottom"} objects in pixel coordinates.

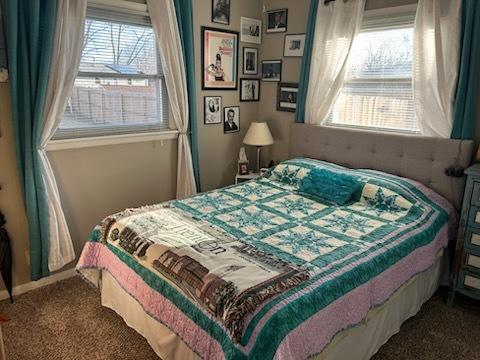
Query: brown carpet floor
[{"left": 1, "top": 277, "right": 479, "bottom": 360}]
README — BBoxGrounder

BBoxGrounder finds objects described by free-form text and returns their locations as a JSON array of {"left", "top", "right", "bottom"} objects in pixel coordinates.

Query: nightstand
[
  {"left": 448, "top": 164, "right": 480, "bottom": 306},
  {"left": 235, "top": 172, "right": 260, "bottom": 184}
]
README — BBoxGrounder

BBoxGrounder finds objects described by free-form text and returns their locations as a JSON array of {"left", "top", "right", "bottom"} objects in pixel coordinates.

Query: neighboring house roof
[
  {"left": 106, "top": 64, "right": 144, "bottom": 75},
  {"left": 79, "top": 62, "right": 144, "bottom": 75}
]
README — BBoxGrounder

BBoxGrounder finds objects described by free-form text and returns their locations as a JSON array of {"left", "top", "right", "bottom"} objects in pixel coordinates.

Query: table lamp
[{"left": 243, "top": 122, "right": 274, "bottom": 173}]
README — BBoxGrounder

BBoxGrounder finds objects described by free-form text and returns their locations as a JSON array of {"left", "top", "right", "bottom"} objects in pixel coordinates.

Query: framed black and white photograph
[
  {"left": 266, "top": 9, "right": 288, "bottom": 33},
  {"left": 212, "top": 0, "right": 230, "bottom": 25},
  {"left": 224, "top": 106, "right": 240, "bottom": 133},
  {"left": 240, "top": 17, "right": 261, "bottom": 44},
  {"left": 204, "top": 96, "right": 222, "bottom": 124},
  {"left": 243, "top": 47, "right": 258, "bottom": 75},
  {"left": 240, "top": 78, "right": 260, "bottom": 102},
  {"left": 277, "top": 82, "right": 299, "bottom": 112},
  {"left": 284, "top": 34, "right": 306, "bottom": 57},
  {"left": 262, "top": 60, "right": 282, "bottom": 82},
  {"left": 202, "top": 27, "right": 239, "bottom": 90}
]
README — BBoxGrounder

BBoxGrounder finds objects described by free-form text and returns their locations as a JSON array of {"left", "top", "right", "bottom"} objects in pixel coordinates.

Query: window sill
[{"left": 45, "top": 130, "right": 179, "bottom": 151}]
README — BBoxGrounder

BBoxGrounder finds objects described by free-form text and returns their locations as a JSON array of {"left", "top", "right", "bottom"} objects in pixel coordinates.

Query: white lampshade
[{"left": 243, "top": 122, "right": 274, "bottom": 146}]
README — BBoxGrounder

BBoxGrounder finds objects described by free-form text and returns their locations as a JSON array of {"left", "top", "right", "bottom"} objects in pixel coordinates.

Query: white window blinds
[
  {"left": 327, "top": 9, "right": 419, "bottom": 134},
  {"left": 56, "top": 1, "right": 168, "bottom": 139}
]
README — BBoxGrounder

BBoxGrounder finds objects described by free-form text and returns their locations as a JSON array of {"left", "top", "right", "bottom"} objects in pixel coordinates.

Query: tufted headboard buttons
[{"left": 289, "top": 123, "right": 474, "bottom": 211}]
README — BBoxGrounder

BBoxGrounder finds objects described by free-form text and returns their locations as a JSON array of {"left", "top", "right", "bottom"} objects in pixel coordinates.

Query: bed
[{"left": 77, "top": 123, "right": 473, "bottom": 359}]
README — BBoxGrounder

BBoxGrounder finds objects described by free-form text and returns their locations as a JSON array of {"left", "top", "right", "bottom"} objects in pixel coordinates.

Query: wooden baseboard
[{"left": 0, "top": 268, "right": 77, "bottom": 301}]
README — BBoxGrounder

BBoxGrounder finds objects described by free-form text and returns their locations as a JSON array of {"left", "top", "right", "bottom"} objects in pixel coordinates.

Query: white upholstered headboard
[{"left": 289, "top": 123, "right": 475, "bottom": 210}]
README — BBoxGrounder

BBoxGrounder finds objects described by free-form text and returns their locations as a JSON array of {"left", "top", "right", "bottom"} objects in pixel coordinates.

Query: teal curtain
[
  {"left": 451, "top": 0, "right": 480, "bottom": 139},
  {"left": 5, "top": 0, "right": 56, "bottom": 280},
  {"left": 173, "top": 0, "right": 201, "bottom": 191},
  {"left": 295, "top": 0, "right": 319, "bottom": 123}
]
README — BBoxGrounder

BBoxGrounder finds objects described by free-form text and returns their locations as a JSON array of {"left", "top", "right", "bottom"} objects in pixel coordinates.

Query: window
[
  {"left": 327, "top": 11, "right": 418, "bottom": 134},
  {"left": 56, "top": 12, "right": 168, "bottom": 139}
]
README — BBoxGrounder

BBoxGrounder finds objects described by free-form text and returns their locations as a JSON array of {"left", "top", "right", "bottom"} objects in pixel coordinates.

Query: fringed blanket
[
  {"left": 96, "top": 204, "right": 309, "bottom": 341},
  {"left": 77, "top": 158, "right": 456, "bottom": 360}
]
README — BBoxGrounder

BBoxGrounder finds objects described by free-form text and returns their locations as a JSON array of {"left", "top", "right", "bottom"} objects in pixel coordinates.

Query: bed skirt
[{"left": 98, "top": 250, "right": 444, "bottom": 360}]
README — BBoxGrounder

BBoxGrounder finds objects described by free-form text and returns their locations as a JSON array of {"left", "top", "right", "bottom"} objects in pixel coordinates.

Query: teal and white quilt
[{"left": 78, "top": 158, "right": 456, "bottom": 359}]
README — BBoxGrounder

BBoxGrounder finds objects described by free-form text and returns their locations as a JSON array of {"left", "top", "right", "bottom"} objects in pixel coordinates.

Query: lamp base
[{"left": 256, "top": 146, "right": 261, "bottom": 173}]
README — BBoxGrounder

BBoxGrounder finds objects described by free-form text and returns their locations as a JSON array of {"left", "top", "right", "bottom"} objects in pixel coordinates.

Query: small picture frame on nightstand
[{"left": 238, "top": 161, "right": 249, "bottom": 175}]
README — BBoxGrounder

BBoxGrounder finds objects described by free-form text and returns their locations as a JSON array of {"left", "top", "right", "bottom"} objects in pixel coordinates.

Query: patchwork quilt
[{"left": 77, "top": 158, "right": 456, "bottom": 360}]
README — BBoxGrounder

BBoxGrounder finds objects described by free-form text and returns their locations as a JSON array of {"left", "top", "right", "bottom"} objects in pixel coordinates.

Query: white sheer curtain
[
  {"left": 40, "top": 0, "right": 87, "bottom": 271},
  {"left": 305, "top": 0, "right": 366, "bottom": 125},
  {"left": 413, "top": 0, "right": 461, "bottom": 138},
  {"left": 147, "top": 0, "right": 197, "bottom": 199}
]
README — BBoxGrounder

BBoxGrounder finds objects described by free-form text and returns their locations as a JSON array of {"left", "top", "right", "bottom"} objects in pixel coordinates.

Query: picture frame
[
  {"left": 240, "top": 17, "right": 262, "bottom": 44},
  {"left": 261, "top": 60, "right": 282, "bottom": 82},
  {"left": 284, "top": 34, "right": 306, "bottom": 57},
  {"left": 204, "top": 96, "right": 222, "bottom": 124},
  {"left": 224, "top": 106, "right": 240, "bottom": 133},
  {"left": 240, "top": 78, "right": 260, "bottom": 102},
  {"left": 202, "top": 27, "right": 239, "bottom": 90},
  {"left": 211, "top": 0, "right": 230, "bottom": 25},
  {"left": 238, "top": 161, "right": 249, "bottom": 175},
  {"left": 266, "top": 9, "right": 288, "bottom": 33},
  {"left": 243, "top": 47, "right": 258, "bottom": 75},
  {"left": 277, "top": 82, "right": 299, "bottom": 112}
]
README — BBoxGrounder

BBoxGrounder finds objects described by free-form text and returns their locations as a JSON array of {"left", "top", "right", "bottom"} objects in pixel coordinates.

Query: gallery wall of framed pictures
[
  {"left": 202, "top": 2, "right": 263, "bottom": 135},
  {"left": 201, "top": 2, "right": 307, "bottom": 136},
  {"left": 261, "top": 8, "right": 305, "bottom": 113}
]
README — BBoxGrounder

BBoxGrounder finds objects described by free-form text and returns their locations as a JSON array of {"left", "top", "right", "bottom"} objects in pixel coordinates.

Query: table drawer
[
  {"left": 472, "top": 181, "right": 480, "bottom": 206},
  {"left": 468, "top": 206, "right": 480, "bottom": 229},
  {"left": 464, "top": 229, "right": 480, "bottom": 254},
  {"left": 459, "top": 270, "right": 480, "bottom": 291},
  {"left": 465, "top": 253, "right": 480, "bottom": 272}
]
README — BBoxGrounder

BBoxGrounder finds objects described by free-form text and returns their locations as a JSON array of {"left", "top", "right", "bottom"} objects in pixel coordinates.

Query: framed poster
[
  {"left": 240, "top": 78, "right": 260, "bottom": 102},
  {"left": 243, "top": 47, "right": 258, "bottom": 75},
  {"left": 212, "top": 0, "right": 230, "bottom": 25},
  {"left": 204, "top": 96, "right": 222, "bottom": 124},
  {"left": 261, "top": 60, "right": 282, "bottom": 82},
  {"left": 284, "top": 34, "right": 306, "bottom": 57},
  {"left": 202, "top": 27, "right": 239, "bottom": 90},
  {"left": 224, "top": 106, "right": 240, "bottom": 133},
  {"left": 266, "top": 9, "right": 288, "bottom": 33},
  {"left": 240, "top": 17, "right": 261, "bottom": 44},
  {"left": 277, "top": 82, "right": 299, "bottom": 112}
]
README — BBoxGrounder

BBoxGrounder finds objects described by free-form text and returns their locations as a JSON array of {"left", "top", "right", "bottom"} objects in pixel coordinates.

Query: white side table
[{"left": 235, "top": 172, "right": 260, "bottom": 184}]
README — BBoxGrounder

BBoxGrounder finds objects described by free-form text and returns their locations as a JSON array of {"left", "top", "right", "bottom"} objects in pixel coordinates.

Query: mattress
[{"left": 77, "top": 158, "right": 456, "bottom": 359}]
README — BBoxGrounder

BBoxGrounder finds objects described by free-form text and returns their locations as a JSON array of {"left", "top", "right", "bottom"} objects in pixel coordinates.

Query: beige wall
[
  {"left": 194, "top": 0, "right": 263, "bottom": 191},
  {"left": 48, "top": 140, "right": 177, "bottom": 263}
]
